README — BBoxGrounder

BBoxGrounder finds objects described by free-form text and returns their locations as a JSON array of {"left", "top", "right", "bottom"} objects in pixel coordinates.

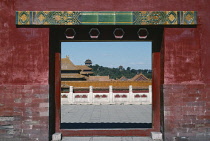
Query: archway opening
[
  {"left": 49, "top": 25, "right": 163, "bottom": 136},
  {"left": 60, "top": 41, "right": 152, "bottom": 129}
]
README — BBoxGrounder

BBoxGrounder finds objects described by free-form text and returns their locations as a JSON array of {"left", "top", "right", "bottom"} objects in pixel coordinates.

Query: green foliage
[{"left": 90, "top": 65, "right": 152, "bottom": 80}]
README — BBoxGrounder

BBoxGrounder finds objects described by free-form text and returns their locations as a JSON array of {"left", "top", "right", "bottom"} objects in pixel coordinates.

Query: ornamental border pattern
[{"left": 16, "top": 11, "right": 197, "bottom": 25}]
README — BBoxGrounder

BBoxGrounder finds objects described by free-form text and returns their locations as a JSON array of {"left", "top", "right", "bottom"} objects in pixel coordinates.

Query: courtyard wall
[{"left": 0, "top": 0, "right": 210, "bottom": 140}]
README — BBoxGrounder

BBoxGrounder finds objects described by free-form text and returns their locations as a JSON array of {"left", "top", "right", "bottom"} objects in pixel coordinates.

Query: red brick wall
[
  {"left": 163, "top": 9, "right": 210, "bottom": 140},
  {"left": 163, "top": 84, "right": 209, "bottom": 141},
  {"left": 0, "top": 85, "right": 49, "bottom": 140},
  {"left": 1, "top": 0, "right": 210, "bottom": 141},
  {"left": 0, "top": 0, "right": 50, "bottom": 140}
]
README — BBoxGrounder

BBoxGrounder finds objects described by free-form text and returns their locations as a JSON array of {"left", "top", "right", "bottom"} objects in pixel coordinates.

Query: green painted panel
[
  {"left": 79, "top": 12, "right": 98, "bottom": 25},
  {"left": 115, "top": 12, "right": 133, "bottom": 25},
  {"left": 98, "top": 12, "right": 115, "bottom": 25}
]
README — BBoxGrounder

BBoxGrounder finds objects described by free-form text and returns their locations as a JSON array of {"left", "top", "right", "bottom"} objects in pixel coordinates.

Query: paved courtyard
[
  {"left": 61, "top": 105, "right": 157, "bottom": 140},
  {"left": 61, "top": 105, "right": 152, "bottom": 123}
]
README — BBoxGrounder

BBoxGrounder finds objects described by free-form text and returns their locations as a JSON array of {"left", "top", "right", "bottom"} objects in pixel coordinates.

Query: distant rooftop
[
  {"left": 85, "top": 59, "right": 92, "bottom": 66},
  {"left": 61, "top": 56, "right": 93, "bottom": 72},
  {"left": 129, "top": 73, "right": 150, "bottom": 81},
  {"left": 61, "top": 56, "right": 80, "bottom": 70}
]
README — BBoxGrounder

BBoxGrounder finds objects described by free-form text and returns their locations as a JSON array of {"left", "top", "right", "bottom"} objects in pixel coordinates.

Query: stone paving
[
  {"left": 61, "top": 105, "right": 156, "bottom": 141},
  {"left": 61, "top": 105, "right": 152, "bottom": 123}
]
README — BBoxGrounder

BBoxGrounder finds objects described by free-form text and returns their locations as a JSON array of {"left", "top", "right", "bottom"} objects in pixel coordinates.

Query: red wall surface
[{"left": 1, "top": 0, "right": 210, "bottom": 141}]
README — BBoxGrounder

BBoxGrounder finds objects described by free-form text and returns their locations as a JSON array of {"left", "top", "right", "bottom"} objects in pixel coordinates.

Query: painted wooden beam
[{"left": 16, "top": 11, "right": 197, "bottom": 25}]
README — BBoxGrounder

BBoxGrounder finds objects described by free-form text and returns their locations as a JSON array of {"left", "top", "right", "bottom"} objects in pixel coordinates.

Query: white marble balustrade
[{"left": 61, "top": 85, "right": 152, "bottom": 105}]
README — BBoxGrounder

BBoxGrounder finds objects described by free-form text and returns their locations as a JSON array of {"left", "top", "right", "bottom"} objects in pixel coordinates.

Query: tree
[
  {"left": 90, "top": 64, "right": 152, "bottom": 79},
  {"left": 131, "top": 69, "right": 136, "bottom": 73},
  {"left": 126, "top": 67, "right": 131, "bottom": 71}
]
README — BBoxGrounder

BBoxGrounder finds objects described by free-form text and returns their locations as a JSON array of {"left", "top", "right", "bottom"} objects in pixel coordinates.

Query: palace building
[
  {"left": 61, "top": 56, "right": 151, "bottom": 82},
  {"left": 61, "top": 56, "right": 93, "bottom": 81},
  {"left": 61, "top": 56, "right": 152, "bottom": 92}
]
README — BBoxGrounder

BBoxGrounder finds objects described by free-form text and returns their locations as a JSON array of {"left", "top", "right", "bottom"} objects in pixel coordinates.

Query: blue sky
[{"left": 61, "top": 42, "right": 152, "bottom": 69}]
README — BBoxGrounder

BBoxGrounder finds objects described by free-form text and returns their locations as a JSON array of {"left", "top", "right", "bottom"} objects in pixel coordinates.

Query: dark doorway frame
[{"left": 49, "top": 25, "right": 164, "bottom": 136}]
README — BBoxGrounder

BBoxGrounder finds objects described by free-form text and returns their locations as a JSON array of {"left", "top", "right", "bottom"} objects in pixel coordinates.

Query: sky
[{"left": 61, "top": 42, "right": 152, "bottom": 70}]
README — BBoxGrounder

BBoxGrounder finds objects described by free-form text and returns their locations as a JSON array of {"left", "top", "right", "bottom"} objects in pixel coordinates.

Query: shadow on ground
[{"left": 60, "top": 123, "right": 152, "bottom": 129}]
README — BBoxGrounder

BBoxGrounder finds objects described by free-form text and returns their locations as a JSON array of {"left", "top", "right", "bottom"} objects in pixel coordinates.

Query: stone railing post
[
  {"left": 148, "top": 85, "right": 152, "bottom": 104},
  {"left": 109, "top": 85, "right": 113, "bottom": 103},
  {"left": 89, "top": 86, "right": 93, "bottom": 104},
  {"left": 68, "top": 86, "right": 73, "bottom": 104},
  {"left": 129, "top": 85, "right": 133, "bottom": 102}
]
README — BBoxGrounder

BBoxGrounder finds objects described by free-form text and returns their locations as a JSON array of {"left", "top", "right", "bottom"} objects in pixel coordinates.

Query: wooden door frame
[{"left": 50, "top": 26, "right": 163, "bottom": 136}]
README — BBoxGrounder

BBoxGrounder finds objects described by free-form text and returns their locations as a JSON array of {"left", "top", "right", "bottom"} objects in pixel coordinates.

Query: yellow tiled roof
[
  {"left": 88, "top": 76, "right": 111, "bottom": 81},
  {"left": 61, "top": 73, "right": 86, "bottom": 78},
  {"left": 129, "top": 73, "right": 150, "bottom": 81},
  {"left": 80, "top": 71, "right": 94, "bottom": 75},
  {"left": 61, "top": 81, "right": 151, "bottom": 88},
  {"left": 118, "top": 76, "right": 128, "bottom": 81},
  {"left": 77, "top": 65, "right": 92, "bottom": 70},
  {"left": 61, "top": 57, "right": 80, "bottom": 70}
]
